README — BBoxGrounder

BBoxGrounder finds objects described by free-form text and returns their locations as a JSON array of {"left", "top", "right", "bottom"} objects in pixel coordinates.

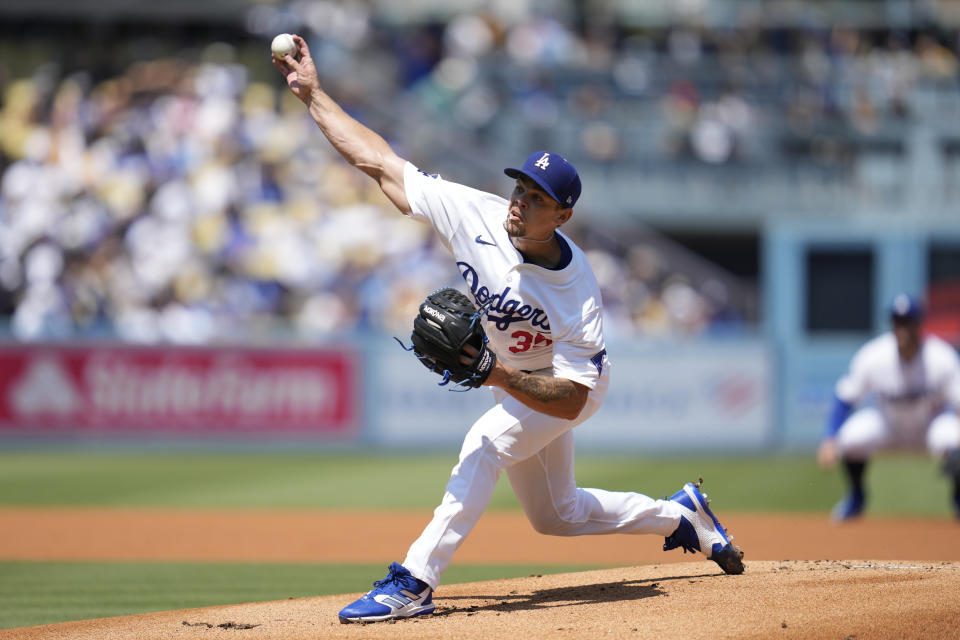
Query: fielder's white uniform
[
  {"left": 834, "top": 332, "right": 960, "bottom": 460},
  {"left": 399, "top": 163, "right": 684, "bottom": 589}
]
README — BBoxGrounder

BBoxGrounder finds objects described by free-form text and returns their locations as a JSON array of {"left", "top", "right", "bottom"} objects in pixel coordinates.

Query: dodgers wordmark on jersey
[
  {"left": 402, "top": 162, "right": 608, "bottom": 390},
  {"left": 836, "top": 332, "right": 960, "bottom": 429}
]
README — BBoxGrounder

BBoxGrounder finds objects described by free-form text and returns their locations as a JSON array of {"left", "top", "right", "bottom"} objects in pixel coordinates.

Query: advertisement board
[
  {"left": 580, "top": 341, "right": 772, "bottom": 450},
  {"left": 0, "top": 344, "right": 360, "bottom": 437},
  {"left": 373, "top": 338, "right": 772, "bottom": 451}
]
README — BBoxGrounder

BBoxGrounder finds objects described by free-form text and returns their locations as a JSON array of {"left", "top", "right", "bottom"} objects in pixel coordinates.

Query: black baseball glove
[{"left": 406, "top": 287, "right": 497, "bottom": 389}]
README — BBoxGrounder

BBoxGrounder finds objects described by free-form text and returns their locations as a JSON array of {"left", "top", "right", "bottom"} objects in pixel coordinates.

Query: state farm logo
[
  {"left": 0, "top": 347, "right": 356, "bottom": 432},
  {"left": 83, "top": 355, "right": 336, "bottom": 419},
  {"left": 9, "top": 356, "right": 81, "bottom": 416}
]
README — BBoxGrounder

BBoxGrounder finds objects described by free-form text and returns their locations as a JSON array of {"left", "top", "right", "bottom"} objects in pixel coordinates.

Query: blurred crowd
[
  {"left": 0, "top": 55, "right": 439, "bottom": 343},
  {"left": 390, "top": 10, "right": 960, "bottom": 170},
  {"left": 0, "top": 54, "right": 739, "bottom": 343},
  {"left": 2, "top": 3, "right": 958, "bottom": 344}
]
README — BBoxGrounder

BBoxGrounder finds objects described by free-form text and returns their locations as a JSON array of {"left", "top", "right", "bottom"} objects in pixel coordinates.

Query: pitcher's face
[{"left": 505, "top": 176, "right": 569, "bottom": 241}]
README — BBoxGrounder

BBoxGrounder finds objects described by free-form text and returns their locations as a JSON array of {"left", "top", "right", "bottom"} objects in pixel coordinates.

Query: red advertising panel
[{"left": 0, "top": 344, "right": 360, "bottom": 437}]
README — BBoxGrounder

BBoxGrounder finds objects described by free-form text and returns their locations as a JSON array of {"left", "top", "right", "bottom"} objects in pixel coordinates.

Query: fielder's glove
[{"left": 404, "top": 287, "right": 497, "bottom": 389}]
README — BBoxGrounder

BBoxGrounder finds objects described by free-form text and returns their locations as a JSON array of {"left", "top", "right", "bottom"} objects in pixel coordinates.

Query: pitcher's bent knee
[{"left": 524, "top": 505, "right": 582, "bottom": 536}]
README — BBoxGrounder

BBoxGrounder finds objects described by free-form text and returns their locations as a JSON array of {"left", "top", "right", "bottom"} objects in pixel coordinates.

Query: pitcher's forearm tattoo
[
  {"left": 512, "top": 373, "right": 581, "bottom": 404},
  {"left": 494, "top": 369, "right": 588, "bottom": 420}
]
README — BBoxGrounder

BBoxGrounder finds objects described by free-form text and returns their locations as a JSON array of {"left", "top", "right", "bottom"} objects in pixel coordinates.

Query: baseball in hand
[{"left": 271, "top": 33, "right": 297, "bottom": 60}]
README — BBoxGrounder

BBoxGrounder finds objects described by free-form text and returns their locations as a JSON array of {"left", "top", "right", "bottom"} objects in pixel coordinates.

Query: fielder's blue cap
[
  {"left": 504, "top": 151, "right": 582, "bottom": 208},
  {"left": 890, "top": 293, "right": 923, "bottom": 321}
]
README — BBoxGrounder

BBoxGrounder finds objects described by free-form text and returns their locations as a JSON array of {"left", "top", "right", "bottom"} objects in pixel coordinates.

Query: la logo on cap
[{"left": 503, "top": 150, "right": 582, "bottom": 208}]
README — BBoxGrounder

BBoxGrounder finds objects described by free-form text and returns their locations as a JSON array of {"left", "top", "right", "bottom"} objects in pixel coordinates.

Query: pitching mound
[{"left": 5, "top": 560, "right": 958, "bottom": 640}]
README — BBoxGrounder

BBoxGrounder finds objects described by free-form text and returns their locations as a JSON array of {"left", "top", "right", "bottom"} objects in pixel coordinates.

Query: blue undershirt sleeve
[{"left": 824, "top": 395, "right": 854, "bottom": 438}]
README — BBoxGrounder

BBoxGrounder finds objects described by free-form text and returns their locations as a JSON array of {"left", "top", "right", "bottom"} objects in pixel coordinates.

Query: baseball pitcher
[{"left": 273, "top": 34, "right": 744, "bottom": 624}]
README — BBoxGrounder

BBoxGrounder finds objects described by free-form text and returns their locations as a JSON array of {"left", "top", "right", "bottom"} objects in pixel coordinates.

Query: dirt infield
[
  {"left": 2, "top": 508, "right": 960, "bottom": 639},
  {"left": 2, "top": 507, "right": 959, "bottom": 564},
  {"left": 4, "top": 561, "right": 959, "bottom": 640}
]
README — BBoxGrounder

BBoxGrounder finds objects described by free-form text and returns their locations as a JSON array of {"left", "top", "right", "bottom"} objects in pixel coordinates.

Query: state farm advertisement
[{"left": 0, "top": 344, "right": 360, "bottom": 436}]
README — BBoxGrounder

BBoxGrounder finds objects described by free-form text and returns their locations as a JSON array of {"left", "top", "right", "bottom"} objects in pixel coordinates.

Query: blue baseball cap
[
  {"left": 890, "top": 293, "right": 923, "bottom": 321},
  {"left": 504, "top": 151, "right": 582, "bottom": 208}
]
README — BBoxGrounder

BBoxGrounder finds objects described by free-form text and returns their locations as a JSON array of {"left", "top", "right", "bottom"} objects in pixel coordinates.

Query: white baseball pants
[
  {"left": 835, "top": 407, "right": 960, "bottom": 460},
  {"left": 403, "top": 373, "right": 683, "bottom": 590}
]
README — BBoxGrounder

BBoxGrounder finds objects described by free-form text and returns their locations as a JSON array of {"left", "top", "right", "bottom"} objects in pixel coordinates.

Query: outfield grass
[
  {"left": 0, "top": 451, "right": 953, "bottom": 515},
  {"left": 0, "top": 561, "right": 593, "bottom": 630},
  {"left": 0, "top": 451, "right": 954, "bottom": 629}
]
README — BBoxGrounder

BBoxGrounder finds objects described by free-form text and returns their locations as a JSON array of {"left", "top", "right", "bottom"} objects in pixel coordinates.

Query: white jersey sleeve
[
  {"left": 835, "top": 335, "right": 888, "bottom": 404},
  {"left": 550, "top": 304, "right": 606, "bottom": 389},
  {"left": 403, "top": 161, "right": 502, "bottom": 252}
]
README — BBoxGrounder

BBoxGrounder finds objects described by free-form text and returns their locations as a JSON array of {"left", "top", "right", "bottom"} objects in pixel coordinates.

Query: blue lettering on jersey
[
  {"left": 418, "top": 169, "right": 440, "bottom": 179},
  {"left": 457, "top": 261, "right": 550, "bottom": 332}
]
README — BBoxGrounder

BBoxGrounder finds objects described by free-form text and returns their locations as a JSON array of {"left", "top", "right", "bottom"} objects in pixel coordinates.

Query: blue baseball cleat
[
  {"left": 830, "top": 491, "right": 865, "bottom": 523},
  {"left": 338, "top": 562, "right": 434, "bottom": 623},
  {"left": 663, "top": 478, "right": 744, "bottom": 575}
]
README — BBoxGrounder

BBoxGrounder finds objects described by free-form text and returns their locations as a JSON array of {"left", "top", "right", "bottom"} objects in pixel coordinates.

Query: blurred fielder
[
  {"left": 818, "top": 293, "right": 960, "bottom": 521},
  {"left": 273, "top": 34, "right": 744, "bottom": 624}
]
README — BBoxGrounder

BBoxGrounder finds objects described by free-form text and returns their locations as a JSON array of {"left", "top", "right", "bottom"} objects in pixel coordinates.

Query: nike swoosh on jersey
[{"left": 475, "top": 235, "right": 497, "bottom": 246}]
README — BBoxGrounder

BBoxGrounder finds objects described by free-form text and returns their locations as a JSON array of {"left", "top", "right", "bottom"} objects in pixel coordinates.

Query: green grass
[
  {"left": 0, "top": 452, "right": 462, "bottom": 508},
  {"left": 0, "top": 451, "right": 954, "bottom": 630},
  {"left": 0, "top": 451, "right": 953, "bottom": 515},
  {"left": 0, "top": 561, "right": 591, "bottom": 630}
]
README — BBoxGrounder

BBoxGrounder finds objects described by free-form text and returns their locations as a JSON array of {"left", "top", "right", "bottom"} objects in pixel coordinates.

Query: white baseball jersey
[
  {"left": 402, "top": 162, "right": 608, "bottom": 389},
  {"left": 836, "top": 332, "right": 960, "bottom": 429}
]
